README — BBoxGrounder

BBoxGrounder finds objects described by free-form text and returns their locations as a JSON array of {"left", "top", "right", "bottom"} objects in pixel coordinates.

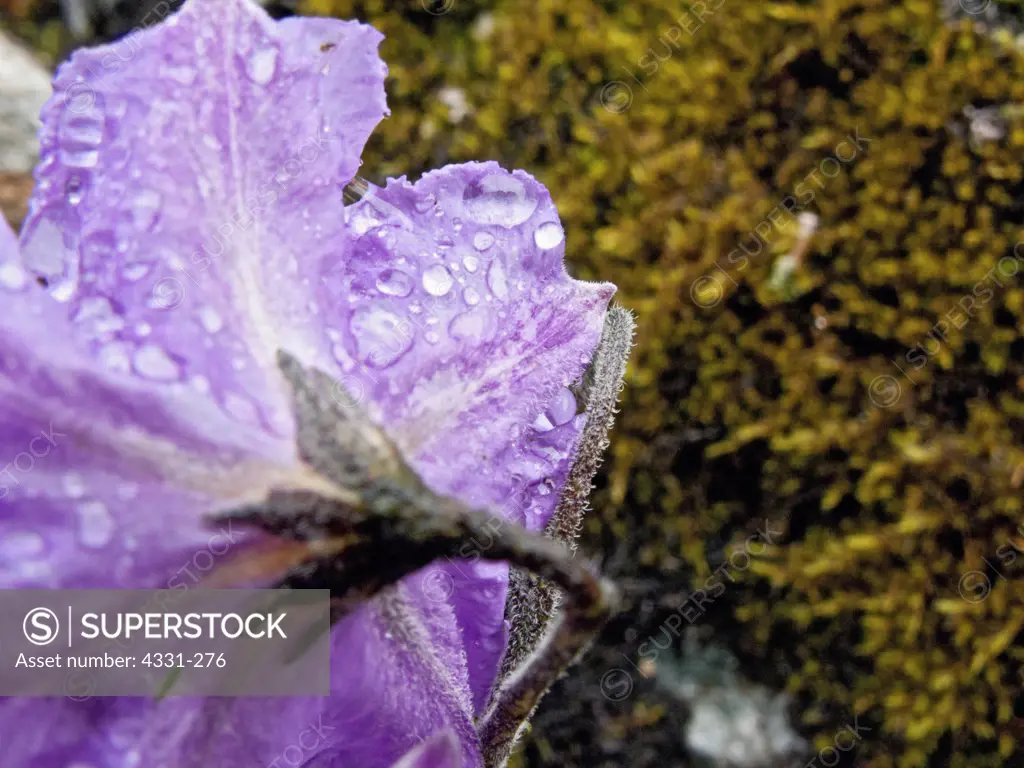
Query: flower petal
[
  {"left": 331, "top": 161, "right": 614, "bottom": 708},
  {"left": 18, "top": 0, "right": 388, "bottom": 437},
  {"left": 0, "top": 235, "right": 296, "bottom": 589},
  {"left": 390, "top": 728, "right": 463, "bottom": 768}
]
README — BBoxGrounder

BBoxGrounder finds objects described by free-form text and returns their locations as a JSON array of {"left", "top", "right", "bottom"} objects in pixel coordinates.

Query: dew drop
[
  {"left": 472, "top": 232, "right": 495, "bottom": 251},
  {"left": 532, "top": 413, "right": 555, "bottom": 432},
  {"left": 547, "top": 387, "right": 577, "bottom": 426},
  {"left": 422, "top": 264, "right": 454, "bottom": 297},
  {"left": 536, "top": 478, "right": 555, "bottom": 496},
  {"left": 98, "top": 341, "right": 132, "bottom": 372},
  {"left": 164, "top": 65, "right": 196, "bottom": 85},
  {"left": 78, "top": 501, "right": 114, "bottom": 548},
  {"left": 462, "top": 173, "right": 538, "bottom": 228},
  {"left": 463, "top": 287, "right": 481, "bottom": 306},
  {"left": 122, "top": 263, "right": 151, "bottom": 282},
  {"left": 198, "top": 306, "right": 223, "bottom": 333},
  {"left": 73, "top": 296, "right": 124, "bottom": 335},
  {"left": 133, "top": 344, "right": 181, "bottom": 381},
  {"left": 63, "top": 472, "right": 86, "bottom": 499},
  {"left": 58, "top": 113, "right": 104, "bottom": 147},
  {"left": 449, "top": 311, "right": 495, "bottom": 342},
  {"left": 0, "top": 261, "right": 27, "bottom": 291},
  {"left": 60, "top": 148, "right": 100, "bottom": 169},
  {"left": 486, "top": 258, "right": 509, "bottom": 301},
  {"left": 66, "top": 176, "right": 85, "bottom": 206},
  {"left": 375, "top": 269, "right": 414, "bottom": 297},
  {"left": 349, "top": 306, "right": 414, "bottom": 368},
  {"left": 20, "top": 216, "right": 76, "bottom": 301},
  {"left": 534, "top": 221, "right": 565, "bottom": 250},
  {"left": 130, "top": 189, "right": 162, "bottom": 231},
  {"left": 247, "top": 47, "right": 278, "bottom": 85},
  {"left": 425, "top": 331, "right": 440, "bottom": 344},
  {"left": 414, "top": 193, "right": 437, "bottom": 213}
]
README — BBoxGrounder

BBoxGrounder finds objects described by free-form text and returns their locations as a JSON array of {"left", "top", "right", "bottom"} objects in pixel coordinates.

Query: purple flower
[{"left": 0, "top": 1, "right": 633, "bottom": 766}]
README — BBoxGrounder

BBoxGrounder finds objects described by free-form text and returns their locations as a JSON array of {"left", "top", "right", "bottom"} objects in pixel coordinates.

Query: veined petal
[
  {"left": 1, "top": 220, "right": 298, "bottom": 589},
  {"left": 18, "top": 0, "right": 388, "bottom": 438},
  {"left": 331, "top": 161, "right": 614, "bottom": 709}
]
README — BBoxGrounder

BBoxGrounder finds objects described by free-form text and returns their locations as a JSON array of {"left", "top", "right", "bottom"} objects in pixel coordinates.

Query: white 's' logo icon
[{"left": 23, "top": 607, "right": 60, "bottom": 646}]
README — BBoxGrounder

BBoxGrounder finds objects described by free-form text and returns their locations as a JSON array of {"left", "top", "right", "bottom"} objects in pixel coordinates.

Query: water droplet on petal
[
  {"left": 350, "top": 307, "right": 414, "bottom": 368},
  {"left": 122, "top": 263, "right": 151, "bottom": 282},
  {"left": 0, "top": 262, "right": 27, "bottom": 291},
  {"left": 414, "top": 193, "right": 437, "bottom": 213},
  {"left": 532, "top": 413, "right": 555, "bottom": 432},
  {"left": 63, "top": 472, "right": 86, "bottom": 499},
  {"left": 58, "top": 113, "right": 104, "bottom": 147},
  {"left": 422, "top": 264, "right": 454, "bottom": 296},
  {"left": 487, "top": 259, "right": 509, "bottom": 301},
  {"left": 449, "top": 311, "right": 496, "bottom": 342},
  {"left": 463, "top": 287, "right": 480, "bottom": 306},
  {"left": 424, "top": 331, "right": 440, "bottom": 344},
  {"left": 547, "top": 387, "right": 577, "bottom": 426},
  {"left": 462, "top": 254, "right": 480, "bottom": 273},
  {"left": 20, "top": 216, "right": 77, "bottom": 302},
  {"left": 98, "top": 341, "right": 132, "bottom": 372},
  {"left": 247, "top": 47, "right": 278, "bottom": 85},
  {"left": 463, "top": 173, "right": 538, "bottom": 227},
  {"left": 534, "top": 221, "right": 565, "bottom": 250},
  {"left": 78, "top": 501, "right": 114, "bottom": 548},
  {"left": 164, "top": 65, "right": 196, "bottom": 85},
  {"left": 60, "top": 148, "right": 100, "bottom": 169},
  {"left": 73, "top": 296, "right": 124, "bottom": 335},
  {"left": 66, "top": 176, "right": 85, "bottom": 206},
  {"left": 375, "top": 269, "right": 414, "bottom": 297},
  {"left": 133, "top": 344, "right": 181, "bottom": 381},
  {"left": 131, "top": 190, "right": 162, "bottom": 230},
  {"left": 198, "top": 306, "right": 223, "bottom": 333},
  {"left": 473, "top": 232, "right": 495, "bottom": 251}
]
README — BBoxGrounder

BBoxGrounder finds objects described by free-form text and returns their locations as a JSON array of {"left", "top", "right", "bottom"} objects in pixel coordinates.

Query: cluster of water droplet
[{"left": 339, "top": 171, "right": 567, "bottom": 376}]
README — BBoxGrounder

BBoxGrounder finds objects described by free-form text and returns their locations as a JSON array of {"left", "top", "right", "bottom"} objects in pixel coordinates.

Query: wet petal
[
  {"left": 331, "top": 161, "right": 614, "bottom": 708},
  {"left": 19, "top": 0, "right": 388, "bottom": 437},
  {"left": 0, "top": 240, "right": 297, "bottom": 589}
]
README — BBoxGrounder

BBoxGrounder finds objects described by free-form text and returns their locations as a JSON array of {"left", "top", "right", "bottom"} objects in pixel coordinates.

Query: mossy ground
[{"left": 5, "top": 0, "right": 1024, "bottom": 765}]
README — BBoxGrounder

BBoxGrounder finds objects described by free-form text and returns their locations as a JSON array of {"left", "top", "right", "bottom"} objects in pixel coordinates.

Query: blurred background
[{"left": 3, "top": 1, "right": 1024, "bottom": 766}]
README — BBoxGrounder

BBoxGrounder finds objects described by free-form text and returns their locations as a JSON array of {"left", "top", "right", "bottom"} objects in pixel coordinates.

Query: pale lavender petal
[
  {"left": 19, "top": 0, "right": 388, "bottom": 438},
  {"left": 329, "top": 161, "right": 614, "bottom": 708},
  {"left": 0, "top": 247, "right": 295, "bottom": 590}
]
